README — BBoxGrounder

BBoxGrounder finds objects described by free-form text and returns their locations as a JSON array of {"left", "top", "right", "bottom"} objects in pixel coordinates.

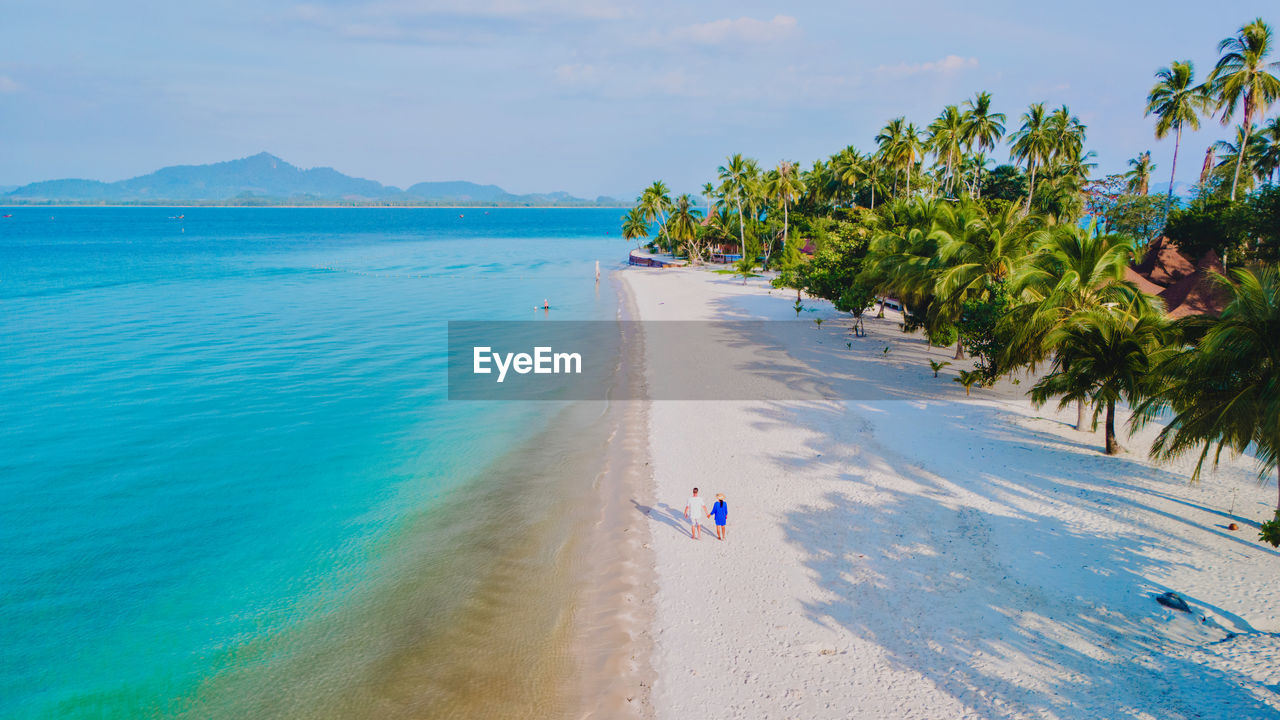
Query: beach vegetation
[
  {"left": 1133, "top": 266, "right": 1280, "bottom": 511},
  {"left": 1031, "top": 307, "right": 1171, "bottom": 454},
  {"left": 954, "top": 369, "right": 982, "bottom": 396}
]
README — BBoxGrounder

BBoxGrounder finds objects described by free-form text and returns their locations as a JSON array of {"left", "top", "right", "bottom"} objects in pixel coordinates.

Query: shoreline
[
  {"left": 569, "top": 273, "right": 655, "bottom": 718},
  {"left": 622, "top": 264, "right": 1280, "bottom": 719}
]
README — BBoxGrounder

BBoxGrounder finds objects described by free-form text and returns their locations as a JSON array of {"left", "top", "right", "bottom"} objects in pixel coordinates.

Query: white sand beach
[{"left": 622, "top": 266, "right": 1280, "bottom": 719}]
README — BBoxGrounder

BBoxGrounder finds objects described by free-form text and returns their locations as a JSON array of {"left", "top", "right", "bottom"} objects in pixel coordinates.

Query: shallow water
[{"left": 0, "top": 207, "right": 627, "bottom": 718}]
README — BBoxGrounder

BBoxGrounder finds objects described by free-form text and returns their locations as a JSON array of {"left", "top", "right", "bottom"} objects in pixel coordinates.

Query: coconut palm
[
  {"left": 1034, "top": 149, "right": 1096, "bottom": 224},
  {"left": 1125, "top": 151, "right": 1155, "bottom": 195},
  {"left": 667, "top": 194, "right": 703, "bottom": 264},
  {"left": 1047, "top": 105, "right": 1086, "bottom": 162},
  {"left": 927, "top": 105, "right": 965, "bottom": 196},
  {"left": 717, "top": 154, "right": 754, "bottom": 255},
  {"left": 1031, "top": 307, "right": 1170, "bottom": 454},
  {"left": 764, "top": 160, "right": 806, "bottom": 259},
  {"left": 1146, "top": 60, "right": 1208, "bottom": 225},
  {"left": 620, "top": 207, "right": 650, "bottom": 248},
  {"left": 961, "top": 91, "right": 1006, "bottom": 198},
  {"left": 876, "top": 118, "right": 908, "bottom": 196},
  {"left": 638, "top": 181, "right": 673, "bottom": 253},
  {"left": 1212, "top": 125, "right": 1266, "bottom": 194},
  {"left": 1009, "top": 102, "right": 1054, "bottom": 212},
  {"left": 1134, "top": 266, "right": 1280, "bottom": 511},
  {"left": 877, "top": 118, "right": 924, "bottom": 198},
  {"left": 933, "top": 201, "right": 1035, "bottom": 304},
  {"left": 1259, "top": 117, "right": 1280, "bottom": 185},
  {"left": 1208, "top": 18, "right": 1280, "bottom": 200},
  {"left": 1005, "top": 224, "right": 1157, "bottom": 429}
]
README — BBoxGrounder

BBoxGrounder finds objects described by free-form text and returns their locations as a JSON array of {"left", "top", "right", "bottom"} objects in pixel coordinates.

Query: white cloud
[
  {"left": 667, "top": 15, "right": 798, "bottom": 46},
  {"left": 0, "top": 76, "right": 20, "bottom": 93},
  {"left": 874, "top": 54, "right": 978, "bottom": 78}
]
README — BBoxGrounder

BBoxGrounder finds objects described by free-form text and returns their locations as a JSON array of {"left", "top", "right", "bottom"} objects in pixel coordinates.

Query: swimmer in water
[{"left": 543, "top": 299, "right": 550, "bottom": 310}]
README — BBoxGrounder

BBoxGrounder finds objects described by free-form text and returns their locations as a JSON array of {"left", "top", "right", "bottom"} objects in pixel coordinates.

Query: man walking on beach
[{"left": 685, "top": 487, "right": 709, "bottom": 539}]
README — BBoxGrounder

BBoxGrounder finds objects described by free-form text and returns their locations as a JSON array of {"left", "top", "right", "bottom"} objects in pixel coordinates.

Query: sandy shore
[{"left": 622, "top": 266, "right": 1280, "bottom": 719}]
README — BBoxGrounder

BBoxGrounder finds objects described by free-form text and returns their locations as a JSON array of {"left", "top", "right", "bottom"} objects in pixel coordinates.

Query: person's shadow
[{"left": 631, "top": 499, "right": 698, "bottom": 537}]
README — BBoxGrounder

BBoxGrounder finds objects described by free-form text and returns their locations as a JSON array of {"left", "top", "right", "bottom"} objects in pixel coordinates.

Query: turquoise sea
[{"left": 0, "top": 208, "right": 625, "bottom": 718}]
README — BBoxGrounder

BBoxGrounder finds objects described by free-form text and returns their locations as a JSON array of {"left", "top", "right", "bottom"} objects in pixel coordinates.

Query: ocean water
[{"left": 0, "top": 207, "right": 627, "bottom": 718}]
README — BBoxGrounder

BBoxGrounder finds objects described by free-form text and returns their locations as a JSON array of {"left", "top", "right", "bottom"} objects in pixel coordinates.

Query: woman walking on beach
[{"left": 711, "top": 494, "right": 728, "bottom": 540}]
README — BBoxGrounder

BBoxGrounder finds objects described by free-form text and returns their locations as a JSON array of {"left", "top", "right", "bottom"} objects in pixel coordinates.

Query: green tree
[
  {"left": 718, "top": 154, "right": 754, "bottom": 255},
  {"left": 1134, "top": 266, "right": 1280, "bottom": 512},
  {"left": 1009, "top": 102, "right": 1054, "bottom": 213},
  {"left": 961, "top": 91, "right": 1006, "bottom": 199},
  {"left": 1005, "top": 224, "right": 1155, "bottom": 429},
  {"left": 927, "top": 105, "right": 965, "bottom": 196},
  {"left": 667, "top": 193, "right": 703, "bottom": 263},
  {"left": 1146, "top": 60, "right": 1208, "bottom": 227},
  {"left": 981, "top": 165, "right": 1028, "bottom": 203},
  {"left": 1209, "top": 18, "right": 1280, "bottom": 201},
  {"left": 1125, "top": 151, "right": 1155, "bottom": 195},
  {"left": 1030, "top": 307, "right": 1170, "bottom": 454},
  {"left": 764, "top": 160, "right": 806, "bottom": 261},
  {"left": 621, "top": 207, "right": 650, "bottom": 248},
  {"left": 638, "top": 181, "right": 673, "bottom": 252}
]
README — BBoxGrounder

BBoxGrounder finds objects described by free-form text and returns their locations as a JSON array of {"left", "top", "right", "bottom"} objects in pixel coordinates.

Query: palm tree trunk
[
  {"left": 976, "top": 164, "right": 983, "bottom": 200},
  {"left": 953, "top": 340, "right": 964, "bottom": 360},
  {"left": 782, "top": 200, "right": 789, "bottom": 255},
  {"left": 735, "top": 196, "right": 745, "bottom": 256},
  {"left": 1025, "top": 162, "right": 1037, "bottom": 213},
  {"left": 1161, "top": 125, "right": 1182, "bottom": 233},
  {"left": 1230, "top": 112, "right": 1251, "bottom": 202},
  {"left": 1076, "top": 399, "right": 1088, "bottom": 432},
  {"left": 870, "top": 180, "right": 876, "bottom": 210},
  {"left": 1104, "top": 400, "right": 1119, "bottom": 455},
  {"left": 1275, "top": 464, "right": 1279, "bottom": 515}
]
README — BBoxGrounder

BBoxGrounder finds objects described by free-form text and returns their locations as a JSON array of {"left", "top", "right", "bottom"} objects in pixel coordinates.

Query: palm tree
[
  {"left": 1125, "top": 151, "right": 1155, "bottom": 195},
  {"left": 1209, "top": 18, "right": 1280, "bottom": 201},
  {"left": 717, "top": 154, "right": 753, "bottom": 255},
  {"left": 620, "top": 207, "right": 650, "bottom": 249},
  {"left": 961, "top": 91, "right": 1006, "bottom": 199},
  {"left": 927, "top": 105, "right": 965, "bottom": 196},
  {"left": 1009, "top": 103, "right": 1053, "bottom": 212},
  {"left": 1031, "top": 307, "right": 1170, "bottom": 454},
  {"left": 667, "top": 194, "right": 703, "bottom": 264},
  {"left": 1212, "top": 125, "right": 1266, "bottom": 194},
  {"left": 638, "top": 181, "right": 673, "bottom": 253},
  {"left": 1146, "top": 60, "right": 1207, "bottom": 226},
  {"left": 933, "top": 202, "right": 1035, "bottom": 304},
  {"left": 1259, "top": 117, "right": 1280, "bottom": 185},
  {"left": 1047, "top": 105, "right": 1086, "bottom": 163},
  {"left": 876, "top": 118, "right": 908, "bottom": 196},
  {"left": 877, "top": 119, "right": 924, "bottom": 198},
  {"left": 1134, "top": 267, "right": 1280, "bottom": 512},
  {"left": 701, "top": 182, "right": 719, "bottom": 217},
  {"left": 764, "top": 161, "right": 806, "bottom": 259},
  {"left": 900, "top": 123, "right": 924, "bottom": 198},
  {"left": 1005, "top": 224, "right": 1157, "bottom": 429}
]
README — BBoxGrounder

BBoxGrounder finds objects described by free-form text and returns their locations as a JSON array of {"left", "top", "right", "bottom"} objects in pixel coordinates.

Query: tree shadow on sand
[{"left": 758, "top": 398, "right": 1280, "bottom": 718}]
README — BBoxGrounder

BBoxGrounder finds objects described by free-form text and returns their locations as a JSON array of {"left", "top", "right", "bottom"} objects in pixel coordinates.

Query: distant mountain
[
  {"left": 3, "top": 153, "right": 621, "bottom": 206},
  {"left": 405, "top": 180, "right": 507, "bottom": 202}
]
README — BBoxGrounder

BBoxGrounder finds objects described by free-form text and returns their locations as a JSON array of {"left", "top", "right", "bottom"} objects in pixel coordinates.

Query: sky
[{"left": 1, "top": 1, "right": 1276, "bottom": 198}]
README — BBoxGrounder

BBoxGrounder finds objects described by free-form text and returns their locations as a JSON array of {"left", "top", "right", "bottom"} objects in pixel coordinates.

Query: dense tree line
[{"left": 622, "top": 18, "right": 1280, "bottom": 542}]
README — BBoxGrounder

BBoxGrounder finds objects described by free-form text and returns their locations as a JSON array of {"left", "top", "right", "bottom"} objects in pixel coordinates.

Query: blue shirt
[{"left": 711, "top": 500, "right": 728, "bottom": 525}]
